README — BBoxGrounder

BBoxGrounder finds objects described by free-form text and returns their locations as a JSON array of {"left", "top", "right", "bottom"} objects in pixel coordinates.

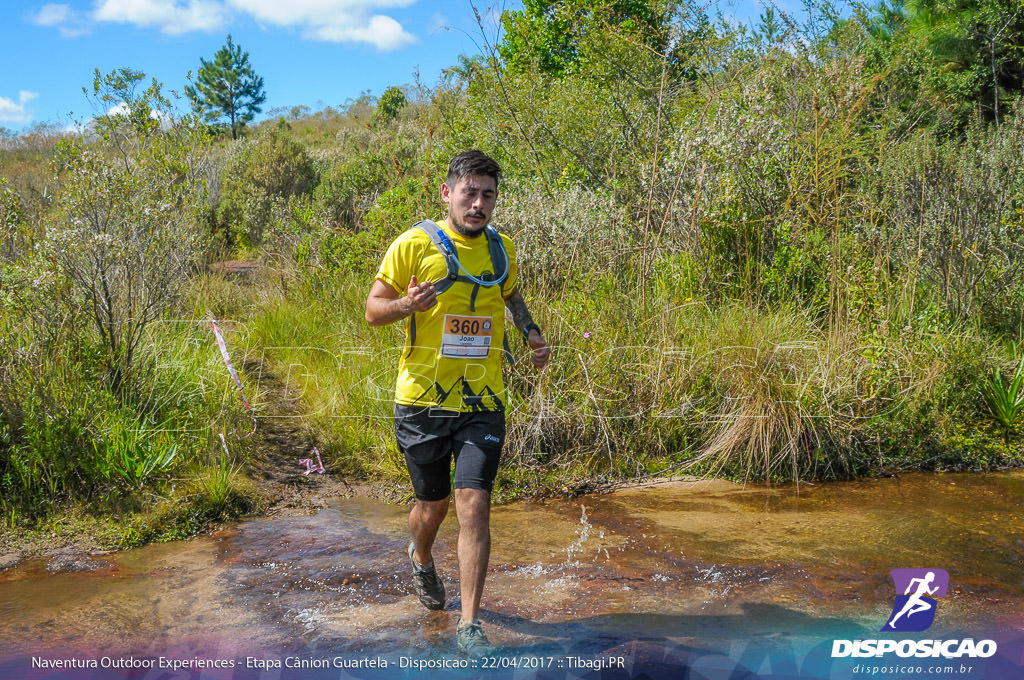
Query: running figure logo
[{"left": 882, "top": 568, "right": 950, "bottom": 632}]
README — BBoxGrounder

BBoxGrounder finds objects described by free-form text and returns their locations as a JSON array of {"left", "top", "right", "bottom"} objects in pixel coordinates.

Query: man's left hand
[{"left": 527, "top": 331, "right": 550, "bottom": 369}]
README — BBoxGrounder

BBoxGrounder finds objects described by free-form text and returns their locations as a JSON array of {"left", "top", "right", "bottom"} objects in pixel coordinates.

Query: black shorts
[{"left": 393, "top": 404, "right": 505, "bottom": 501}]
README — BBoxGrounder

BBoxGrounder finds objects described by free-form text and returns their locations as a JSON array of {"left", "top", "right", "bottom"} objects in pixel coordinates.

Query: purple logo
[{"left": 881, "top": 569, "right": 950, "bottom": 632}]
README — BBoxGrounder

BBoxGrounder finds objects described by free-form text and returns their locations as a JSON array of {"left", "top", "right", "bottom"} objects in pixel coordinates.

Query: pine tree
[
  {"left": 372, "top": 86, "right": 407, "bottom": 127},
  {"left": 186, "top": 35, "right": 266, "bottom": 139}
]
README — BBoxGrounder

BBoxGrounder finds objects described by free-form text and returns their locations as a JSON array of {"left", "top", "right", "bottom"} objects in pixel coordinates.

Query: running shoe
[
  {"left": 457, "top": 619, "right": 498, "bottom": 658},
  {"left": 408, "top": 542, "right": 445, "bottom": 610}
]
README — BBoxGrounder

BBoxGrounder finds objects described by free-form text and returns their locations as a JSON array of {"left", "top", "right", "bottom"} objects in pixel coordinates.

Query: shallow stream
[{"left": 1, "top": 472, "right": 1022, "bottom": 677}]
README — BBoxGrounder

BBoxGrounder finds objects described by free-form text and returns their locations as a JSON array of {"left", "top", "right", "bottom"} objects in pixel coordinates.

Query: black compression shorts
[{"left": 393, "top": 404, "right": 505, "bottom": 501}]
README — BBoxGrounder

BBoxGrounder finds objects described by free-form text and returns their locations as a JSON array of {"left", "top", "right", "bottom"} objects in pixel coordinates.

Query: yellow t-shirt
[{"left": 375, "top": 219, "right": 518, "bottom": 412}]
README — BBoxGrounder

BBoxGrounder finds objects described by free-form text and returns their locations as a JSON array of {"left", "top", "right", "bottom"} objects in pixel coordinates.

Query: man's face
[{"left": 441, "top": 174, "right": 497, "bottom": 237}]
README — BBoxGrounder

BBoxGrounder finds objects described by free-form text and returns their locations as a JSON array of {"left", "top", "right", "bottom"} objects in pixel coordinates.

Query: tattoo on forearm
[{"left": 505, "top": 294, "right": 534, "bottom": 332}]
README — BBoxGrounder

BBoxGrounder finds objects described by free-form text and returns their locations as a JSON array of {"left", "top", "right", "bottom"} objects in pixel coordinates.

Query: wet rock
[
  {"left": 46, "top": 551, "right": 114, "bottom": 574},
  {"left": 0, "top": 553, "right": 21, "bottom": 571}
]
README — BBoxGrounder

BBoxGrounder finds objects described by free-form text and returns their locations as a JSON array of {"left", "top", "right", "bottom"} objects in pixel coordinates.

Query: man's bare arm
[
  {"left": 504, "top": 287, "right": 550, "bottom": 368},
  {"left": 365, "top": 276, "right": 437, "bottom": 327},
  {"left": 504, "top": 288, "right": 537, "bottom": 335}
]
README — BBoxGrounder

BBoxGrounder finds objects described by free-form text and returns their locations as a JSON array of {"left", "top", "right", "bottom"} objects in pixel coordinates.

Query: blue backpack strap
[
  {"left": 485, "top": 227, "right": 513, "bottom": 362},
  {"left": 413, "top": 220, "right": 510, "bottom": 294},
  {"left": 483, "top": 226, "right": 510, "bottom": 297},
  {"left": 412, "top": 220, "right": 459, "bottom": 295}
]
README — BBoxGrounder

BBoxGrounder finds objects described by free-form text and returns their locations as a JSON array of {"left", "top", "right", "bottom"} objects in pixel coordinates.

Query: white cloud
[
  {"left": 303, "top": 14, "right": 416, "bottom": 50},
  {"left": 32, "top": 3, "right": 71, "bottom": 25},
  {"left": 226, "top": 0, "right": 415, "bottom": 26},
  {"left": 0, "top": 91, "right": 40, "bottom": 125},
  {"left": 93, "top": 0, "right": 227, "bottom": 35},
  {"left": 28, "top": 0, "right": 418, "bottom": 49},
  {"left": 106, "top": 102, "right": 130, "bottom": 117},
  {"left": 27, "top": 3, "right": 90, "bottom": 37},
  {"left": 227, "top": 0, "right": 418, "bottom": 50}
]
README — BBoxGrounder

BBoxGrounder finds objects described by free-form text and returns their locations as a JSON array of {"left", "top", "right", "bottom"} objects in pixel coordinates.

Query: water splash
[
  {"left": 512, "top": 563, "right": 551, "bottom": 577},
  {"left": 294, "top": 608, "right": 330, "bottom": 632},
  {"left": 565, "top": 505, "right": 592, "bottom": 566}
]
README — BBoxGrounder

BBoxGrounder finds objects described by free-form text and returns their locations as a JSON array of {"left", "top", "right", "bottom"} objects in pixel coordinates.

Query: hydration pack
[
  {"left": 406, "top": 220, "right": 513, "bottom": 360},
  {"left": 411, "top": 219, "right": 510, "bottom": 307}
]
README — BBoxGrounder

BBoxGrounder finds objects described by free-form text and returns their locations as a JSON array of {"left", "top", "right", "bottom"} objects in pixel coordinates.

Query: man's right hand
[
  {"left": 405, "top": 275, "right": 437, "bottom": 313},
  {"left": 366, "top": 276, "right": 435, "bottom": 327}
]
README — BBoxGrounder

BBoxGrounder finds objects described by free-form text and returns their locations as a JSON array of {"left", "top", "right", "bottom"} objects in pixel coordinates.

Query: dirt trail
[
  {"left": 210, "top": 261, "right": 369, "bottom": 513},
  {"left": 240, "top": 358, "right": 371, "bottom": 517}
]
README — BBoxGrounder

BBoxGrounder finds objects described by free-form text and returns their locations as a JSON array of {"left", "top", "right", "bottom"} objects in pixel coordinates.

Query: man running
[
  {"left": 887, "top": 571, "right": 939, "bottom": 629},
  {"left": 365, "top": 150, "right": 550, "bottom": 657}
]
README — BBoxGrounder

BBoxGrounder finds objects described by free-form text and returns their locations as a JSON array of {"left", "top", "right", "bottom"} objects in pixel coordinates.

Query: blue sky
[{"left": 0, "top": 0, "right": 781, "bottom": 133}]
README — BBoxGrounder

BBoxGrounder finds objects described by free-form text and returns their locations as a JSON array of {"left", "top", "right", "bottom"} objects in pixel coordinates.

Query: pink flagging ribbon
[
  {"left": 299, "top": 447, "right": 326, "bottom": 475},
  {"left": 210, "top": 319, "right": 257, "bottom": 437},
  {"left": 211, "top": 319, "right": 252, "bottom": 410}
]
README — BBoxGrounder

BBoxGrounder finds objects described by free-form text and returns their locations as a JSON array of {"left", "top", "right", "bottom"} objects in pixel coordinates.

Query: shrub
[
  {"left": 216, "top": 125, "right": 316, "bottom": 248},
  {"left": 312, "top": 151, "right": 389, "bottom": 230},
  {"left": 0, "top": 178, "right": 27, "bottom": 263},
  {"left": 862, "top": 111, "right": 1024, "bottom": 331},
  {"left": 46, "top": 132, "right": 208, "bottom": 396},
  {"left": 498, "top": 181, "right": 638, "bottom": 295},
  {"left": 372, "top": 86, "right": 407, "bottom": 127}
]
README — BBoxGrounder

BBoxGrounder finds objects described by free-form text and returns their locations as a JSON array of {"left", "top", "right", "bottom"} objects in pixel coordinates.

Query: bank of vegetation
[{"left": 2, "top": 0, "right": 1024, "bottom": 547}]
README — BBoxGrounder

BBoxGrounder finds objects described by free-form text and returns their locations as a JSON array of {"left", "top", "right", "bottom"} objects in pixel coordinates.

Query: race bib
[{"left": 441, "top": 314, "right": 493, "bottom": 358}]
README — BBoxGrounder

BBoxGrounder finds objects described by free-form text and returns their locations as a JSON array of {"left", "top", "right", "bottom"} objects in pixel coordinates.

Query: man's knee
[
  {"left": 454, "top": 488, "right": 490, "bottom": 525},
  {"left": 414, "top": 497, "right": 450, "bottom": 527}
]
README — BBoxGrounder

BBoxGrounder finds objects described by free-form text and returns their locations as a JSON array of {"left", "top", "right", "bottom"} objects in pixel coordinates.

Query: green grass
[
  {"left": 0, "top": 292, "right": 258, "bottom": 525},
  {"left": 980, "top": 355, "right": 1024, "bottom": 443},
  {"left": 226, "top": 253, "right": 1023, "bottom": 495}
]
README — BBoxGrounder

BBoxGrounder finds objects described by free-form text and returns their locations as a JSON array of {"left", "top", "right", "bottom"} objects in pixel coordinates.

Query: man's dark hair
[{"left": 447, "top": 150, "right": 501, "bottom": 188}]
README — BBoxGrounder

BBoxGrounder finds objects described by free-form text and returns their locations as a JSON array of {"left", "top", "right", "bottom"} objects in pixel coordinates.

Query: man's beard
[{"left": 450, "top": 213, "right": 487, "bottom": 237}]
